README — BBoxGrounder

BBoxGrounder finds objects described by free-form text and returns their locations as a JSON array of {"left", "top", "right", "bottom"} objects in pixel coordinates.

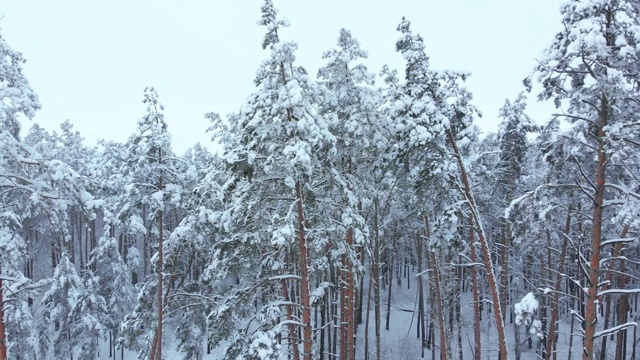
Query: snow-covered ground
[{"left": 92, "top": 268, "right": 638, "bottom": 359}]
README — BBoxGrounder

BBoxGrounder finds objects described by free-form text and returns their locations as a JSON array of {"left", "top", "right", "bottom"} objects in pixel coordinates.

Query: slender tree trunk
[
  {"left": 583, "top": 94, "right": 608, "bottom": 360},
  {"left": 515, "top": 322, "right": 521, "bottom": 360},
  {"left": 282, "top": 280, "right": 301, "bottom": 360},
  {"left": 340, "top": 252, "right": 348, "bottom": 360},
  {"left": 614, "top": 227, "right": 630, "bottom": 360},
  {"left": 385, "top": 237, "right": 396, "bottom": 331},
  {"left": 469, "top": 219, "right": 481, "bottom": 360},
  {"left": 456, "top": 257, "right": 463, "bottom": 360},
  {"left": 546, "top": 211, "right": 572, "bottom": 360},
  {"left": 499, "top": 222, "right": 510, "bottom": 324},
  {"left": 0, "top": 268, "right": 5, "bottom": 360},
  {"left": 447, "top": 130, "right": 508, "bottom": 360},
  {"left": 364, "top": 264, "right": 373, "bottom": 360},
  {"left": 295, "top": 181, "right": 313, "bottom": 360},
  {"left": 348, "top": 233, "right": 355, "bottom": 360},
  {"left": 156, "top": 209, "right": 164, "bottom": 360},
  {"left": 373, "top": 198, "right": 381, "bottom": 360},
  {"left": 430, "top": 250, "right": 448, "bottom": 360},
  {"left": 320, "top": 290, "right": 326, "bottom": 360},
  {"left": 358, "top": 247, "right": 365, "bottom": 326},
  {"left": 569, "top": 309, "right": 576, "bottom": 360},
  {"left": 615, "top": 270, "right": 629, "bottom": 360}
]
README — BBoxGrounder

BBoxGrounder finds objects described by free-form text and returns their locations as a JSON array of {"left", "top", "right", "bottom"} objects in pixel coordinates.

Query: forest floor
[{"left": 95, "top": 268, "right": 639, "bottom": 359}]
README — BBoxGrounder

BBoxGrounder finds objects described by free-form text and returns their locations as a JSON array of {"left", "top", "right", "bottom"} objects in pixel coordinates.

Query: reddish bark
[
  {"left": 295, "top": 181, "right": 313, "bottom": 360},
  {"left": 583, "top": 94, "right": 608, "bottom": 360},
  {"left": 545, "top": 211, "right": 572, "bottom": 360},
  {"left": 281, "top": 279, "right": 301, "bottom": 360}
]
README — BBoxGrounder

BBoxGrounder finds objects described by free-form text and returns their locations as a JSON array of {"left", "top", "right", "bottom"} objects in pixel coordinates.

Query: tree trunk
[
  {"left": 447, "top": 130, "right": 508, "bottom": 360},
  {"left": 515, "top": 323, "right": 521, "bottom": 360},
  {"left": 469, "top": 219, "right": 482, "bottom": 360},
  {"left": 430, "top": 250, "right": 448, "bottom": 360},
  {"left": 373, "top": 198, "right": 381, "bottom": 360},
  {"left": 0, "top": 269, "right": 6, "bottom": 360},
  {"left": 615, "top": 228, "right": 630, "bottom": 360},
  {"left": 282, "top": 279, "right": 301, "bottom": 360},
  {"left": 385, "top": 237, "right": 396, "bottom": 331},
  {"left": 156, "top": 209, "right": 164, "bottom": 360},
  {"left": 546, "top": 211, "right": 572, "bottom": 360},
  {"left": 295, "top": 181, "right": 313, "bottom": 360},
  {"left": 583, "top": 94, "right": 608, "bottom": 360},
  {"left": 364, "top": 263, "right": 373, "bottom": 360},
  {"left": 499, "top": 222, "right": 510, "bottom": 324},
  {"left": 456, "top": 256, "right": 463, "bottom": 360}
]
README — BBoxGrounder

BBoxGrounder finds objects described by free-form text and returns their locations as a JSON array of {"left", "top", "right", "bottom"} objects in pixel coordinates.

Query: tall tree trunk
[
  {"left": 469, "top": 219, "right": 481, "bottom": 360},
  {"left": 0, "top": 268, "right": 6, "bottom": 360},
  {"left": 546, "top": 211, "right": 572, "bottom": 360},
  {"left": 282, "top": 279, "right": 301, "bottom": 360},
  {"left": 499, "top": 222, "right": 510, "bottom": 324},
  {"left": 447, "top": 130, "right": 508, "bottom": 360},
  {"left": 583, "top": 94, "right": 608, "bottom": 360},
  {"left": 614, "top": 228, "right": 630, "bottom": 360},
  {"left": 515, "top": 323, "right": 521, "bottom": 360},
  {"left": 415, "top": 232, "right": 427, "bottom": 357},
  {"left": 385, "top": 236, "right": 396, "bottom": 331},
  {"left": 373, "top": 198, "right": 381, "bottom": 360},
  {"left": 364, "top": 264, "right": 373, "bottom": 360},
  {"left": 456, "top": 256, "right": 463, "bottom": 360},
  {"left": 295, "top": 181, "right": 313, "bottom": 360},
  {"left": 430, "top": 250, "right": 448, "bottom": 360},
  {"left": 156, "top": 209, "right": 164, "bottom": 360},
  {"left": 320, "top": 289, "right": 326, "bottom": 360},
  {"left": 600, "top": 226, "right": 629, "bottom": 360}
]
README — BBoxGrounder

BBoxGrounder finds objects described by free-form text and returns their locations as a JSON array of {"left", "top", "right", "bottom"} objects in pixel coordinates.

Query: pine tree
[
  {"left": 119, "top": 87, "right": 184, "bottom": 359},
  {"left": 532, "top": 1, "right": 640, "bottom": 358}
]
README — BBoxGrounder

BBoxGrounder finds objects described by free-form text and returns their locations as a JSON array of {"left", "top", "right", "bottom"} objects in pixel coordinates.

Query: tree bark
[
  {"left": 430, "top": 250, "right": 448, "bottom": 360},
  {"left": 385, "top": 236, "right": 396, "bottom": 331},
  {"left": 469, "top": 219, "right": 481, "bottom": 360},
  {"left": 614, "top": 227, "right": 630, "bottom": 360},
  {"left": 583, "top": 94, "right": 608, "bottom": 360},
  {"left": 545, "top": 211, "right": 572, "bottom": 360},
  {"left": 282, "top": 279, "right": 301, "bottom": 360},
  {"left": 156, "top": 209, "right": 164, "bottom": 360},
  {"left": 295, "top": 181, "right": 313, "bottom": 360},
  {"left": 373, "top": 198, "right": 381, "bottom": 360},
  {"left": 499, "top": 222, "right": 510, "bottom": 324}
]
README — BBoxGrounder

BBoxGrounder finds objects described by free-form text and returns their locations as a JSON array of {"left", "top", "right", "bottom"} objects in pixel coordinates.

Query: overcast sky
[{"left": 1, "top": 0, "right": 563, "bottom": 154}]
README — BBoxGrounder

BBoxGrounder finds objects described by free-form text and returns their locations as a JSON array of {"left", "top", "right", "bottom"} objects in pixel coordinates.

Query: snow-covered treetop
[
  {"left": 0, "top": 27, "right": 41, "bottom": 139},
  {"left": 257, "top": 0, "right": 290, "bottom": 50},
  {"left": 535, "top": 0, "right": 640, "bottom": 117}
]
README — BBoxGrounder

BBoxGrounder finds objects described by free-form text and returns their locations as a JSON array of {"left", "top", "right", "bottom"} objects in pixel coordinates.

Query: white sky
[{"left": 1, "top": 0, "right": 563, "bottom": 154}]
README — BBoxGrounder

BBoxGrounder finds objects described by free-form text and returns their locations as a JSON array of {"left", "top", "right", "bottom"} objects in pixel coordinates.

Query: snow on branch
[
  {"left": 598, "top": 288, "right": 640, "bottom": 297},
  {"left": 594, "top": 322, "right": 637, "bottom": 339}
]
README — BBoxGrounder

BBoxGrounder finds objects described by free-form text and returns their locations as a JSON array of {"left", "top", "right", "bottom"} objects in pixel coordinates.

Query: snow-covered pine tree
[
  {"left": 205, "top": 1, "right": 370, "bottom": 359},
  {"left": 532, "top": 1, "right": 640, "bottom": 358},
  {"left": 317, "top": 28, "right": 382, "bottom": 360},
  {"left": 494, "top": 93, "right": 538, "bottom": 335},
  {"left": 386, "top": 17, "right": 508, "bottom": 360},
  {"left": 119, "top": 87, "right": 184, "bottom": 360},
  {"left": 0, "top": 25, "right": 101, "bottom": 360},
  {"left": 88, "top": 217, "right": 135, "bottom": 358},
  {"left": 40, "top": 255, "right": 83, "bottom": 359}
]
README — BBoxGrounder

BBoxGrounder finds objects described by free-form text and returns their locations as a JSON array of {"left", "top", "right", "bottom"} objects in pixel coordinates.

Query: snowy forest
[{"left": 1, "top": 0, "right": 640, "bottom": 359}]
